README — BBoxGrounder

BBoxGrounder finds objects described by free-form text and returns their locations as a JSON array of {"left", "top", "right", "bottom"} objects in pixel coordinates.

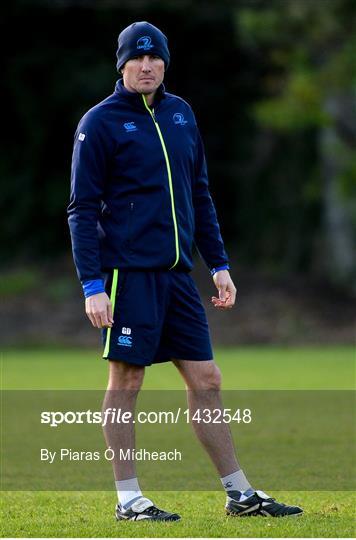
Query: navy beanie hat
[{"left": 116, "top": 21, "right": 170, "bottom": 72}]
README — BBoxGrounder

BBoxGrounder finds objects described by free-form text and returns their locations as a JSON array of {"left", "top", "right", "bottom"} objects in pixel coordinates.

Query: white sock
[
  {"left": 220, "top": 469, "right": 253, "bottom": 499},
  {"left": 115, "top": 477, "right": 142, "bottom": 509}
]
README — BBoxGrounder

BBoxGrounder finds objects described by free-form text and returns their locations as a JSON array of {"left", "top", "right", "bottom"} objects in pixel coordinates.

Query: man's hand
[
  {"left": 85, "top": 292, "right": 114, "bottom": 328},
  {"left": 211, "top": 270, "right": 237, "bottom": 310}
]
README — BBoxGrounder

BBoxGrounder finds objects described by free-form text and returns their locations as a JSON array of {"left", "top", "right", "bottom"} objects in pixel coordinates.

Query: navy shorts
[{"left": 102, "top": 269, "right": 213, "bottom": 366}]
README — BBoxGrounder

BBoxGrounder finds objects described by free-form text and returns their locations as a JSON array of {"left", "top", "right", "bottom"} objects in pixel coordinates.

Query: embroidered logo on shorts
[
  {"left": 121, "top": 327, "right": 131, "bottom": 335},
  {"left": 118, "top": 335, "right": 132, "bottom": 347}
]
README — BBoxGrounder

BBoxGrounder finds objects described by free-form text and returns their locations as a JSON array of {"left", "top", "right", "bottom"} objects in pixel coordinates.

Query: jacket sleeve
[
  {"left": 192, "top": 126, "right": 229, "bottom": 271},
  {"left": 67, "top": 113, "right": 111, "bottom": 282}
]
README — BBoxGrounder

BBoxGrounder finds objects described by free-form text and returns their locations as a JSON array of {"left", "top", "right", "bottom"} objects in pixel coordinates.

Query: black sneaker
[
  {"left": 115, "top": 497, "right": 181, "bottom": 521},
  {"left": 226, "top": 490, "right": 303, "bottom": 517}
]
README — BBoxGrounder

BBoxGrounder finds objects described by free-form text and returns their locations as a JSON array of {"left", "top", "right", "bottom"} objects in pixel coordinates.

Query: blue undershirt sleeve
[
  {"left": 210, "top": 264, "right": 230, "bottom": 276},
  {"left": 82, "top": 279, "right": 105, "bottom": 298}
]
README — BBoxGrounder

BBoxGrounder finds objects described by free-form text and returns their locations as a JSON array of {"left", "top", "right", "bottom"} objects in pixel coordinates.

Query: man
[{"left": 68, "top": 21, "right": 303, "bottom": 521}]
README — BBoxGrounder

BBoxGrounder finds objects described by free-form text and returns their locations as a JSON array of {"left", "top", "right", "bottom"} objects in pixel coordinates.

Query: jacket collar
[{"left": 114, "top": 78, "right": 166, "bottom": 107}]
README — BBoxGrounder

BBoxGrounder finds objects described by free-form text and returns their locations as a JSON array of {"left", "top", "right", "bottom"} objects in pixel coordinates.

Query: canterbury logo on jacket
[{"left": 67, "top": 79, "right": 229, "bottom": 284}]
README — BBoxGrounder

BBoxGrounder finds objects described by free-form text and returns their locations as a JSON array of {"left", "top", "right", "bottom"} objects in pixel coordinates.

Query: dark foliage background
[{"left": 1, "top": 0, "right": 355, "bottom": 312}]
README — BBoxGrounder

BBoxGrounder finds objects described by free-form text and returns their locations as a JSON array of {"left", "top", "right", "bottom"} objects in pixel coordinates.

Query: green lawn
[
  {"left": 1, "top": 346, "right": 355, "bottom": 538},
  {"left": 2, "top": 490, "right": 355, "bottom": 538},
  {"left": 1, "top": 345, "right": 354, "bottom": 390}
]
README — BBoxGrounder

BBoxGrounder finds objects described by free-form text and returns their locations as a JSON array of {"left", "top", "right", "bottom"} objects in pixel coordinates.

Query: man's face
[{"left": 121, "top": 54, "right": 165, "bottom": 95}]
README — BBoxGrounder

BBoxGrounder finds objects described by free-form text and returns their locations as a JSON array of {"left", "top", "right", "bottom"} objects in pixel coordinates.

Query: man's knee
[
  {"left": 201, "top": 362, "right": 221, "bottom": 390},
  {"left": 185, "top": 361, "right": 221, "bottom": 391},
  {"left": 108, "top": 360, "right": 145, "bottom": 390}
]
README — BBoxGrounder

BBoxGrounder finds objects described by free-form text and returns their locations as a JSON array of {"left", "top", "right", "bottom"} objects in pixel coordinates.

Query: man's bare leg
[
  {"left": 102, "top": 360, "right": 145, "bottom": 481},
  {"left": 173, "top": 359, "right": 241, "bottom": 477},
  {"left": 173, "top": 358, "right": 303, "bottom": 517},
  {"left": 102, "top": 359, "right": 181, "bottom": 521}
]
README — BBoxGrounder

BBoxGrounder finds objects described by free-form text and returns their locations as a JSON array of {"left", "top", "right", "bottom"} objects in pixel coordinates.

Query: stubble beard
[{"left": 138, "top": 82, "right": 158, "bottom": 95}]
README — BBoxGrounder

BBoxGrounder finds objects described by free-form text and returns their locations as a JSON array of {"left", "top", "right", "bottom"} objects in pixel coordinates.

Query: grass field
[{"left": 1, "top": 346, "right": 355, "bottom": 538}]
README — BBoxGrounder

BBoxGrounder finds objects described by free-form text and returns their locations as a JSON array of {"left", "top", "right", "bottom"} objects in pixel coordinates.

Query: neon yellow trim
[
  {"left": 142, "top": 95, "right": 179, "bottom": 269},
  {"left": 103, "top": 268, "right": 118, "bottom": 358}
]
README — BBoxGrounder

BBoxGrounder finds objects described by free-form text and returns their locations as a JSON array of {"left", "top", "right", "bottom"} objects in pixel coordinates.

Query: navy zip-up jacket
[{"left": 68, "top": 79, "right": 229, "bottom": 287}]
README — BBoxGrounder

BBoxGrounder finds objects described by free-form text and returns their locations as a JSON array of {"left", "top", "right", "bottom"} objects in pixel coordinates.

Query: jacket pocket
[
  {"left": 100, "top": 202, "right": 111, "bottom": 218},
  {"left": 127, "top": 202, "right": 134, "bottom": 252}
]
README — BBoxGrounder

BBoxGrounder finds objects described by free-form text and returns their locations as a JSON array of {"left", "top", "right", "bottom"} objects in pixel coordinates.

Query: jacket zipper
[{"left": 142, "top": 95, "right": 179, "bottom": 269}]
